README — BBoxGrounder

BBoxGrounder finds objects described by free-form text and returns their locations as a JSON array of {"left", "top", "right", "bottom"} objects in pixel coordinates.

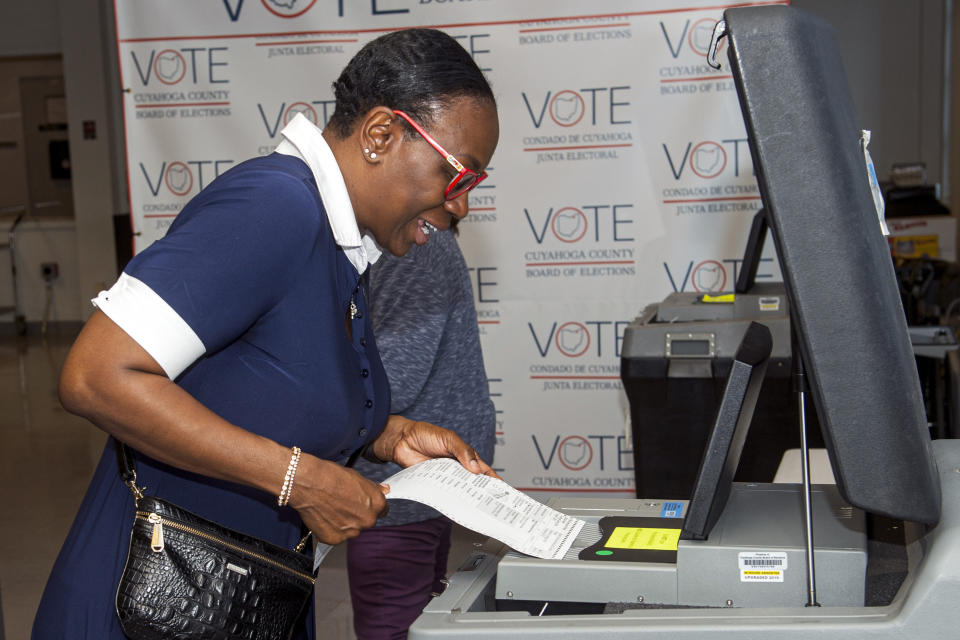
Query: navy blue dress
[{"left": 32, "top": 154, "right": 390, "bottom": 639}]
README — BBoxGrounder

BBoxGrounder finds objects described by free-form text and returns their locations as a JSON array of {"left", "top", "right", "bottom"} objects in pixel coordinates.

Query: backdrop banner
[{"left": 114, "top": 0, "right": 785, "bottom": 499}]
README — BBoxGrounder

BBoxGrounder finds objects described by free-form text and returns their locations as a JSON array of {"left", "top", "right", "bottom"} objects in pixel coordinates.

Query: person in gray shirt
[{"left": 347, "top": 219, "right": 496, "bottom": 640}]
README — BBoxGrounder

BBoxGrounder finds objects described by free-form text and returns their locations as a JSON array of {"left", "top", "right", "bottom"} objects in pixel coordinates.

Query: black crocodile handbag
[{"left": 113, "top": 441, "right": 316, "bottom": 640}]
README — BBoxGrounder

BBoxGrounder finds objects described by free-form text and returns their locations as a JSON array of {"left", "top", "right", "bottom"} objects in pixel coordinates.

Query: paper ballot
[{"left": 383, "top": 458, "right": 585, "bottom": 560}]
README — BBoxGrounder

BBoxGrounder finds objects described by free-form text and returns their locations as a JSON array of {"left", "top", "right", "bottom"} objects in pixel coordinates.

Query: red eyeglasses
[{"left": 392, "top": 109, "right": 488, "bottom": 201}]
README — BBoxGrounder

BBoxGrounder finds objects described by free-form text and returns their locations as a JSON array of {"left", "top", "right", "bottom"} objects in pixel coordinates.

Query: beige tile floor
[{"left": 0, "top": 328, "right": 485, "bottom": 640}]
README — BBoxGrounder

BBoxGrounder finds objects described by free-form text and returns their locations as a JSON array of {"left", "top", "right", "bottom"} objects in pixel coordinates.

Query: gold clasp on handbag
[
  {"left": 294, "top": 531, "right": 313, "bottom": 554},
  {"left": 125, "top": 469, "right": 146, "bottom": 501}
]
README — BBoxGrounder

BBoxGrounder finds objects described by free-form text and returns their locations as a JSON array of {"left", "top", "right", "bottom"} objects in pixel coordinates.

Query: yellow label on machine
[
  {"left": 701, "top": 293, "right": 735, "bottom": 303},
  {"left": 606, "top": 527, "right": 681, "bottom": 551}
]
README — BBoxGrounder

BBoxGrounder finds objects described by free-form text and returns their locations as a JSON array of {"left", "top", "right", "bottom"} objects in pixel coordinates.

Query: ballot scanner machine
[
  {"left": 622, "top": 197, "right": 811, "bottom": 500},
  {"left": 621, "top": 271, "right": 819, "bottom": 499},
  {"left": 409, "top": 6, "right": 959, "bottom": 638}
]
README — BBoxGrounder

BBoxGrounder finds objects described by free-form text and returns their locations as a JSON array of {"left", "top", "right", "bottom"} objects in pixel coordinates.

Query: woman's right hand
[{"left": 287, "top": 455, "right": 390, "bottom": 544}]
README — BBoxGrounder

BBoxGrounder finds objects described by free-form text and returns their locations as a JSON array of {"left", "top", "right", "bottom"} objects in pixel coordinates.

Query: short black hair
[{"left": 327, "top": 28, "right": 495, "bottom": 139}]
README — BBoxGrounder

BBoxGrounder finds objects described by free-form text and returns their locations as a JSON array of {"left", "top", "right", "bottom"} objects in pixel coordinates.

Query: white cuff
[{"left": 92, "top": 273, "right": 206, "bottom": 380}]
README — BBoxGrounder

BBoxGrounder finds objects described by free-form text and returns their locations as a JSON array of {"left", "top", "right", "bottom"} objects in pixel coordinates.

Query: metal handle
[{"left": 707, "top": 20, "right": 728, "bottom": 70}]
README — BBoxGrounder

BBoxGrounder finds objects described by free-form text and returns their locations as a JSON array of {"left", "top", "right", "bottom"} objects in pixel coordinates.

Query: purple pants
[{"left": 346, "top": 517, "right": 452, "bottom": 640}]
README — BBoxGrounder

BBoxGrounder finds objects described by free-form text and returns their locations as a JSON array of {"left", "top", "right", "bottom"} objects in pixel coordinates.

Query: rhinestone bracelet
[{"left": 277, "top": 446, "right": 302, "bottom": 507}]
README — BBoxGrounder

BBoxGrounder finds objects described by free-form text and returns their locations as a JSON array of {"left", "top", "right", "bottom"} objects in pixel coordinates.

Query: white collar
[{"left": 274, "top": 113, "right": 381, "bottom": 273}]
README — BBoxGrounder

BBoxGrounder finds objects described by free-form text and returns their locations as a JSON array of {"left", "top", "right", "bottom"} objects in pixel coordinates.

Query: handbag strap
[{"left": 114, "top": 439, "right": 145, "bottom": 501}]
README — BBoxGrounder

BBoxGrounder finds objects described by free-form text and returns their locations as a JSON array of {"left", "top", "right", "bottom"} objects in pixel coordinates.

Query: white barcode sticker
[
  {"left": 758, "top": 297, "right": 781, "bottom": 312},
  {"left": 738, "top": 551, "right": 787, "bottom": 582}
]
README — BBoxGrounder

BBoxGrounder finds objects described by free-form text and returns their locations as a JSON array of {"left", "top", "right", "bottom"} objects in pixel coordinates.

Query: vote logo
[{"left": 261, "top": 0, "right": 317, "bottom": 18}]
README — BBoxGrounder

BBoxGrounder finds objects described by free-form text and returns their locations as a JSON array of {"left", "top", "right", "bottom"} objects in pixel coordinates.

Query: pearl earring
[
  {"left": 363, "top": 148, "right": 370, "bottom": 155},
  {"left": 370, "top": 152, "right": 377, "bottom": 159}
]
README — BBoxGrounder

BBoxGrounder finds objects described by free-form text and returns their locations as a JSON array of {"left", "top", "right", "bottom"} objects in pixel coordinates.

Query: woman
[{"left": 33, "top": 28, "right": 499, "bottom": 639}]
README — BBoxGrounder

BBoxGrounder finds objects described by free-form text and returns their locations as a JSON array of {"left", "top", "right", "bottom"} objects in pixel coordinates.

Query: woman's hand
[
  {"left": 371, "top": 415, "right": 500, "bottom": 478},
  {"left": 287, "top": 456, "right": 389, "bottom": 545}
]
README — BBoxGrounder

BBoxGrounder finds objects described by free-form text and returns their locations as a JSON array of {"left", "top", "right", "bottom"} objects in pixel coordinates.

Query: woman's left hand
[{"left": 371, "top": 415, "right": 500, "bottom": 479}]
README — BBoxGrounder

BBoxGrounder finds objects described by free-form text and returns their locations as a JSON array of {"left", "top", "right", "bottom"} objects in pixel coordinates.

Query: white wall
[
  {"left": 0, "top": 220, "right": 82, "bottom": 323},
  {"left": 0, "top": 1, "right": 61, "bottom": 57},
  {"left": 58, "top": 0, "right": 122, "bottom": 313},
  {"left": 794, "top": 0, "right": 948, "bottom": 192}
]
